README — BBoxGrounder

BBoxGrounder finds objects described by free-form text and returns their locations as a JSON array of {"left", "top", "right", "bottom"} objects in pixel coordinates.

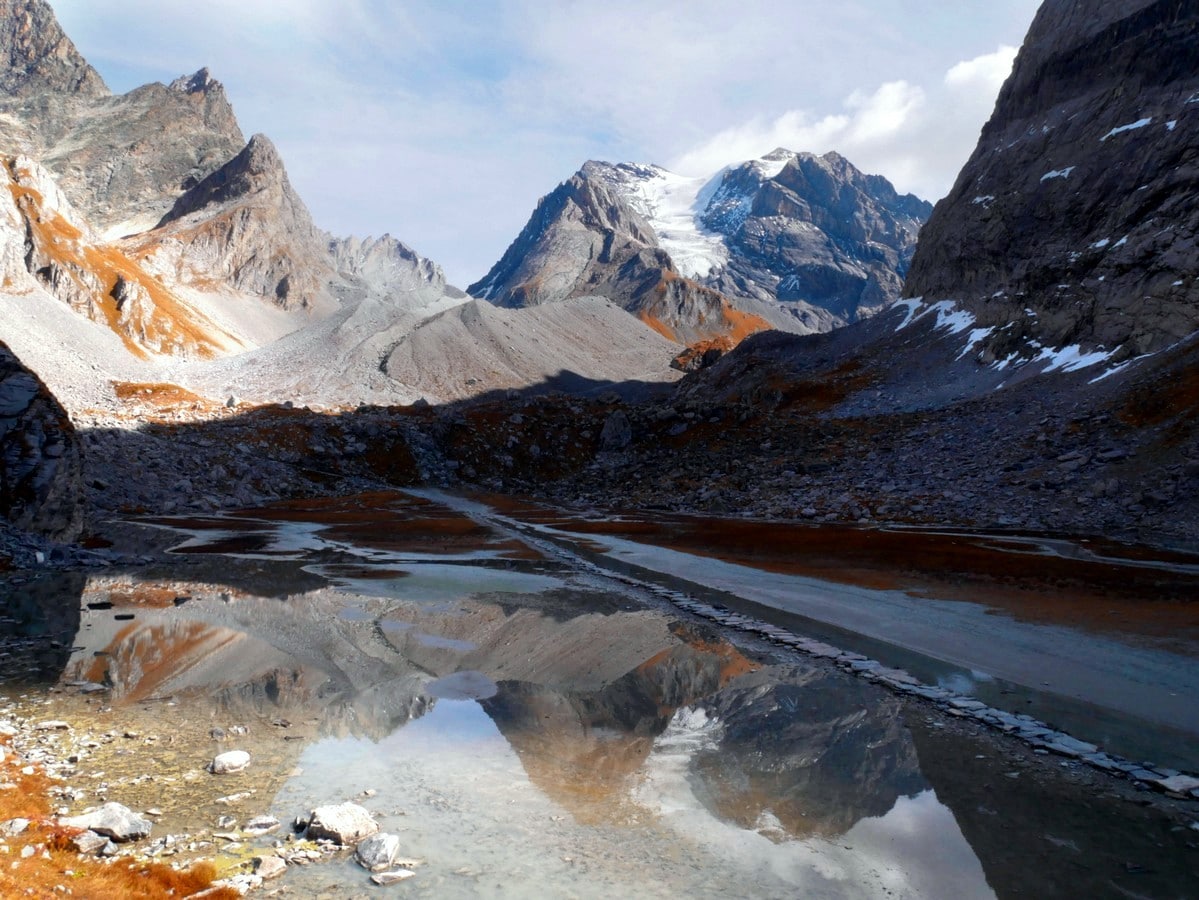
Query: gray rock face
[
  {"left": 38, "top": 70, "right": 245, "bottom": 235},
  {"left": 60, "top": 802, "right": 152, "bottom": 842},
  {"left": 702, "top": 150, "right": 930, "bottom": 321},
  {"left": 0, "top": 340, "right": 81, "bottom": 540},
  {"left": 306, "top": 802, "right": 378, "bottom": 845},
  {"left": 905, "top": 0, "right": 1199, "bottom": 359},
  {"left": 0, "top": 0, "right": 106, "bottom": 99},
  {"left": 470, "top": 151, "right": 927, "bottom": 345},
  {"left": 131, "top": 133, "right": 335, "bottom": 311},
  {"left": 330, "top": 234, "right": 466, "bottom": 304}
]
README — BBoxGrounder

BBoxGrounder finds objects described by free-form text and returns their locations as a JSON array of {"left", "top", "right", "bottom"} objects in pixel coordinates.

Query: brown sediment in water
[
  {"left": 469, "top": 492, "right": 1199, "bottom": 653},
  {"left": 152, "top": 491, "right": 544, "bottom": 560}
]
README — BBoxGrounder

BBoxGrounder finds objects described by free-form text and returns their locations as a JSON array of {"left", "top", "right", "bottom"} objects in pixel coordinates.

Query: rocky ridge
[
  {"left": 905, "top": 0, "right": 1199, "bottom": 361},
  {"left": 471, "top": 150, "right": 929, "bottom": 356}
]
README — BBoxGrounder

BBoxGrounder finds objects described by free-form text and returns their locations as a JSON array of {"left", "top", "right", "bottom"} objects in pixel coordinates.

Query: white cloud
[
  {"left": 945, "top": 45, "right": 1020, "bottom": 92},
  {"left": 48, "top": 2, "right": 1038, "bottom": 285},
  {"left": 670, "top": 47, "right": 1019, "bottom": 203}
]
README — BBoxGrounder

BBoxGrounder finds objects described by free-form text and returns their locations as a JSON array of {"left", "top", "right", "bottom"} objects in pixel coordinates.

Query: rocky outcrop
[
  {"left": 702, "top": 150, "right": 931, "bottom": 321},
  {"left": 905, "top": 0, "right": 1199, "bottom": 359},
  {"left": 128, "top": 134, "right": 336, "bottom": 312},
  {"left": 0, "top": 340, "right": 81, "bottom": 540},
  {"left": 329, "top": 233, "right": 465, "bottom": 304},
  {"left": 471, "top": 151, "right": 927, "bottom": 347},
  {"left": 1, "top": 155, "right": 243, "bottom": 358},
  {"left": 38, "top": 68, "right": 245, "bottom": 236},
  {"left": 0, "top": 0, "right": 106, "bottom": 99}
]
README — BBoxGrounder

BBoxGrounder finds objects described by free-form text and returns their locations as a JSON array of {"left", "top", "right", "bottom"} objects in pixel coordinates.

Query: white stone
[
  {"left": 371, "top": 869, "right": 416, "bottom": 885},
  {"left": 210, "top": 750, "right": 251, "bottom": 775},
  {"left": 306, "top": 802, "right": 377, "bottom": 845}
]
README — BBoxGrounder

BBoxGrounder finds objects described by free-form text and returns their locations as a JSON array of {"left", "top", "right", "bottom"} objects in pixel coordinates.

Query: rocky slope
[
  {"left": 468, "top": 165, "right": 772, "bottom": 349},
  {"left": 905, "top": 0, "right": 1199, "bottom": 362},
  {"left": 470, "top": 151, "right": 928, "bottom": 352},
  {"left": 0, "top": 340, "right": 81, "bottom": 541},
  {"left": 701, "top": 150, "right": 931, "bottom": 321},
  {"left": 124, "top": 133, "right": 337, "bottom": 314}
]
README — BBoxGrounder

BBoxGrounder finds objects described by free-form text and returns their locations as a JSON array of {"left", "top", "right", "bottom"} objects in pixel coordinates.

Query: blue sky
[{"left": 52, "top": 1, "right": 1042, "bottom": 287}]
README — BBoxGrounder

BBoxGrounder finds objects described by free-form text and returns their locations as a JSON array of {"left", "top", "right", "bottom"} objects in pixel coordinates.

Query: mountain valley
[{"left": 0, "top": 0, "right": 1197, "bottom": 897}]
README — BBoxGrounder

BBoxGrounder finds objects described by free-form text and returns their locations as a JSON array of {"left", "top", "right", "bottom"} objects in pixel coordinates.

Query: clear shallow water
[{"left": 1, "top": 492, "right": 1196, "bottom": 897}]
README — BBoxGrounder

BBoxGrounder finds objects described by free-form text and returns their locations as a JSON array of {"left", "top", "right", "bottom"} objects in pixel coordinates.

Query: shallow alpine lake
[{"left": 1, "top": 490, "right": 1197, "bottom": 898}]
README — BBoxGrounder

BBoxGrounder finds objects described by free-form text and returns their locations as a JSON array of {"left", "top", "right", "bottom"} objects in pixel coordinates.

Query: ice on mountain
[
  {"left": 1040, "top": 167, "right": 1075, "bottom": 182},
  {"left": 1100, "top": 117, "right": 1152, "bottom": 141}
]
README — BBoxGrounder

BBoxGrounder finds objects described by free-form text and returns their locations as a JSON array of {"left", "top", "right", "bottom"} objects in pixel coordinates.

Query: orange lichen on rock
[
  {"left": 0, "top": 737, "right": 237, "bottom": 899},
  {"left": 637, "top": 309, "right": 679, "bottom": 342},
  {"left": 5, "top": 157, "right": 239, "bottom": 360}
]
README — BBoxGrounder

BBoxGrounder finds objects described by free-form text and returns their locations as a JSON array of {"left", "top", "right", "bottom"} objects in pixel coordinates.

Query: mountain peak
[
  {"left": 169, "top": 67, "right": 220, "bottom": 95},
  {"left": 0, "top": 0, "right": 107, "bottom": 98}
]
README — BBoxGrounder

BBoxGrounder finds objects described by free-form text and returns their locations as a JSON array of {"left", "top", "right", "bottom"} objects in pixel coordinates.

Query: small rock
[
  {"left": 244, "top": 815, "right": 280, "bottom": 836},
  {"left": 70, "top": 830, "right": 108, "bottom": 855},
  {"left": 35, "top": 721, "right": 70, "bottom": 731},
  {"left": 356, "top": 832, "right": 401, "bottom": 871},
  {"left": 1153, "top": 774, "right": 1199, "bottom": 794},
  {"left": 0, "top": 818, "right": 30, "bottom": 836},
  {"left": 371, "top": 869, "right": 416, "bottom": 886},
  {"left": 255, "top": 855, "right": 287, "bottom": 880},
  {"left": 210, "top": 750, "right": 251, "bottom": 775},
  {"left": 306, "top": 803, "right": 377, "bottom": 845}
]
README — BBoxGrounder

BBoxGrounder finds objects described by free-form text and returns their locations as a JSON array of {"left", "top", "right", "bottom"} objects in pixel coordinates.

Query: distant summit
[{"left": 471, "top": 150, "right": 930, "bottom": 356}]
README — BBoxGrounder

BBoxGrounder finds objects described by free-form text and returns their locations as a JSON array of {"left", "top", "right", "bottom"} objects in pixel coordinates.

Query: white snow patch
[
  {"left": 752, "top": 150, "right": 796, "bottom": 180},
  {"left": 1113, "top": 235, "right": 1128, "bottom": 249},
  {"left": 956, "top": 327, "right": 996, "bottom": 361},
  {"left": 1040, "top": 167, "right": 1075, "bottom": 182},
  {"left": 1167, "top": 120, "right": 1178, "bottom": 131},
  {"left": 1173, "top": 280, "right": 1184, "bottom": 286},
  {"left": 1091, "top": 238, "right": 1111, "bottom": 250},
  {"left": 972, "top": 195, "right": 995, "bottom": 205},
  {"left": 893, "top": 298, "right": 923, "bottom": 330},
  {"left": 618, "top": 167, "right": 730, "bottom": 279},
  {"left": 1036, "top": 343, "right": 1114, "bottom": 373},
  {"left": 1100, "top": 117, "right": 1153, "bottom": 141}
]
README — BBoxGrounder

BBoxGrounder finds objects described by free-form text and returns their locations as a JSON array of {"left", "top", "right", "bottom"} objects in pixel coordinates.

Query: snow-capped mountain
[{"left": 470, "top": 149, "right": 931, "bottom": 352}]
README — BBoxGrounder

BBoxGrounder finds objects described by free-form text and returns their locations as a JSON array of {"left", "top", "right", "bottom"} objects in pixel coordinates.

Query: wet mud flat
[{"left": 0, "top": 491, "right": 1197, "bottom": 897}]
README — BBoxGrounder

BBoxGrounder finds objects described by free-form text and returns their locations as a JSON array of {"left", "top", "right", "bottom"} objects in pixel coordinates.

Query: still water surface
[{"left": 1, "top": 492, "right": 1196, "bottom": 898}]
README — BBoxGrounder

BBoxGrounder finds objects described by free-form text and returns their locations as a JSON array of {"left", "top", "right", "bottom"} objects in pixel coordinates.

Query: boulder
[
  {"left": 210, "top": 750, "right": 251, "bottom": 774},
  {"left": 355, "top": 832, "right": 402, "bottom": 871},
  {"left": 0, "top": 342, "right": 83, "bottom": 541},
  {"left": 305, "top": 802, "right": 377, "bottom": 845},
  {"left": 60, "top": 802, "right": 152, "bottom": 842}
]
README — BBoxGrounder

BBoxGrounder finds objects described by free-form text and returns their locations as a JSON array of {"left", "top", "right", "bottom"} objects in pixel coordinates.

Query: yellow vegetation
[{"left": 0, "top": 736, "right": 237, "bottom": 899}]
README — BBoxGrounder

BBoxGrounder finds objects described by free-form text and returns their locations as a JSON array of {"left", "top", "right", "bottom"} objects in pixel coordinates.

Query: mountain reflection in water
[{"left": 2, "top": 495, "right": 1194, "bottom": 897}]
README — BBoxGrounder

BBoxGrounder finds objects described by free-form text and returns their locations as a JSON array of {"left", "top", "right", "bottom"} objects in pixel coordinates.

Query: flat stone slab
[{"left": 61, "top": 803, "right": 152, "bottom": 842}]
